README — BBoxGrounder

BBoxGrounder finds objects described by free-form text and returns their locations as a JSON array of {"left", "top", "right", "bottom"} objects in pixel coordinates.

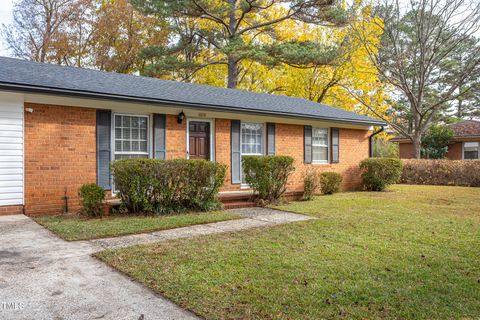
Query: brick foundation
[
  {"left": 24, "top": 103, "right": 97, "bottom": 215},
  {"left": 0, "top": 205, "right": 23, "bottom": 216}
]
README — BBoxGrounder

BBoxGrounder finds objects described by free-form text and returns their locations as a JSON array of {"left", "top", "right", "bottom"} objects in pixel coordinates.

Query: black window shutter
[
  {"left": 304, "top": 125, "right": 312, "bottom": 164},
  {"left": 266, "top": 123, "right": 276, "bottom": 155},
  {"left": 331, "top": 128, "right": 339, "bottom": 163},
  {"left": 231, "top": 120, "right": 241, "bottom": 184},
  {"left": 96, "top": 110, "right": 111, "bottom": 189},
  {"left": 153, "top": 114, "right": 166, "bottom": 160}
]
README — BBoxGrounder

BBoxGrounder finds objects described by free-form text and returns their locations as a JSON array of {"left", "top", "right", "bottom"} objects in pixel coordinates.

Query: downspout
[{"left": 369, "top": 126, "right": 384, "bottom": 157}]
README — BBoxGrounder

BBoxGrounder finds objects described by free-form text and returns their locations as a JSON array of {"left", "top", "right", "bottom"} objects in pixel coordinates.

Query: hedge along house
[
  {"left": 0, "top": 57, "right": 385, "bottom": 216},
  {"left": 392, "top": 120, "right": 480, "bottom": 160}
]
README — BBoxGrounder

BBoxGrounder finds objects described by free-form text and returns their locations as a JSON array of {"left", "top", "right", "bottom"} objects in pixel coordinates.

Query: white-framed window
[
  {"left": 463, "top": 142, "right": 479, "bottom": 160},
  {"left": 312, "top": 128, "right": 329, "bottom": 163},
  {"left": 241, "top": 122, "right": 265, "bottom": 185},
  {"left": 113, "top": 114, "right": 149, "bottom": 160},
  {"left": 241, "top": 122, "right": 264, "bottom": 155}
]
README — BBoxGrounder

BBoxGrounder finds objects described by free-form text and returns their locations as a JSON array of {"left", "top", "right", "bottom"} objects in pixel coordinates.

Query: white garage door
[{"left": 0, "top": 92, "right": 24, "bottom": 206}]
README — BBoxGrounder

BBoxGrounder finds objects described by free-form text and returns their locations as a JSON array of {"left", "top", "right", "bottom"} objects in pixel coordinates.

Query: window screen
[
  {"left": 241, "top": 122, "right": 264, "bottom": 184},
  {"left": 464, "top": 142, "right": 479, "bottom": 160},
  {"left": 312, "top": 128, "right": 329, "bottom": 163},
  {"left": 114, "top": 114, "right": 149, "bottom": 160},
  {"left": 241, "top": 123, "right": 263, "bottom": 155}
]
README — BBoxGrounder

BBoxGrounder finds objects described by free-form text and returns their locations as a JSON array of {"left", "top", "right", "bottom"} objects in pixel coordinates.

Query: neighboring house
[
  {"left": 391, "top": 120, "right": 480, "bottom": 160},
  {"left": 0, "top": 57, "right": 384, "bottom": 216}
]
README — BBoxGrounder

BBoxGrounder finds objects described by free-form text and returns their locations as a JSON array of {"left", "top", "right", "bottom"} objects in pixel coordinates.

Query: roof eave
[
  {"left": 452, "top": 135, "right": 480, "bottom": 141},
  {"left": 391, "top": 135, "right": 480, "bottom": 143},
  {"left": 0, "top": 82, "right": 386, "bottom": 126}
]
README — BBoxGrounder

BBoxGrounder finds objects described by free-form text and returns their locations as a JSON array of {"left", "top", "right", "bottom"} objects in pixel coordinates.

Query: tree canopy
[
  {"left": 131, "top": 0, "right": 351, "bottom": 88},
  {"left": 354, "top": 0, "right": 480, "bottom": 158}
]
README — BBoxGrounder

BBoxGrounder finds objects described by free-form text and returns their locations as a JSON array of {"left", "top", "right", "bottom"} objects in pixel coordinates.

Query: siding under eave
[{"left": 0, "top": 92, "right": 24, "bottom": 206}]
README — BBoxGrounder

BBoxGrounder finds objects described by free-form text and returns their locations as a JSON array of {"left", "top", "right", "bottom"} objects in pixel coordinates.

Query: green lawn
[
  {"left": 35, "top": 211, "right": 240, "bottom": 241},
  {"left": 96, "top": 185, "right": 480, "bottom": 319}
]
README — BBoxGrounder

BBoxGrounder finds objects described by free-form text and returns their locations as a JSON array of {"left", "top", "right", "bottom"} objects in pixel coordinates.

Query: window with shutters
[
  {"left": 113, "top": 114, "right": 149, "bottom": 160},
  {"left": 241, "top": 122, "right": 264, "bottom": 155},
  {"left": 463, "top": 142, "right": 479, "bottom": 160},
  {"left": 241, "top": 122, "right": 265, "bottom": 184},
  {"left": 312, "top": 128, "right": 329, "bottom": 163}
]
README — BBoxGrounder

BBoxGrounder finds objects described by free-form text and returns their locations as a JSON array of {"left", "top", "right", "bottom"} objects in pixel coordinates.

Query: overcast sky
[
  {"left": 0, "top": 0, "right": 478, "bottom": 58},
  {"left": 0, "top": 0, "right": 14, "bottom": 56}
]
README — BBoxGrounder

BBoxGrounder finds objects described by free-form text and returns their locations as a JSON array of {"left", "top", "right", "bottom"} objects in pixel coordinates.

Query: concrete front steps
[
  {"left": 219, "top": 190, "right": 304, "bottom": 209},
  {"left": 219, "top": 191, "right": 256, "bottom": 209}
]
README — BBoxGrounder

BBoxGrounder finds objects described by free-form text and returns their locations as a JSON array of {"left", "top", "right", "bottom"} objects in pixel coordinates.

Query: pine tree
[{"left": 132, "top": 0, "right": 350, "bottom": 88}]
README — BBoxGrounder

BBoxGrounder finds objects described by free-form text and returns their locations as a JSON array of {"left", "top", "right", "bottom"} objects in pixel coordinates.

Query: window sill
[{"left": 312, "top": 161, "right": 330, "bottom": 165}]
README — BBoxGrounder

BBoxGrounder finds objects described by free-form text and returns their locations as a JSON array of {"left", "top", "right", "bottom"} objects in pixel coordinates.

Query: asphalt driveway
[{"left": 0, "top": 215, "right": 198, "bottom": 320}]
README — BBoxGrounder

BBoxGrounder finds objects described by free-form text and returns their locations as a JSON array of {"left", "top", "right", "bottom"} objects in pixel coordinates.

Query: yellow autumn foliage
[{"left": 191, "top": 3, "right": 391, "bottom": 122}]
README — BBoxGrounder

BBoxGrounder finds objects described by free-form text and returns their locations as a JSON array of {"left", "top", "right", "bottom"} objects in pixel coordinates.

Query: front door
[{"left": 188, "top": 121, "right": 210, "bottom": 160}]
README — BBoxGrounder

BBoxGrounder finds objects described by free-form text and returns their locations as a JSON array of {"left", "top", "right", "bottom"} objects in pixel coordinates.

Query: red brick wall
[
  {"left": 24, "top": 103, "right": 97, "bottom": 215},
  {"left": 399, "top": 141, "right": 463, "bottom": 160},
  {"left": 166, "top": 114, "right": 187, "bottom": 159},
  {"left": 164, "top": 118, "right": 370, "bottom": 191},
  {"left": 276, "top": 124, "right": 369, "bottom": 191},
  {"left": 399, "top": 143, "right": 415, "bottom": 159},
  {"left": 215, "top": 119, "right": 240, "bottom": 191},
  {"left": 446, "top": 142, "right": 462, "bottom": 160},
  {"left": 212, "top": 121, "right": 370, "bottom": 192},
  {"left": 165, "top": 117, "right": 239, "bottom": 191},
  {"left": 21, "top": 106, "right": 371, "bottom": 215},
  {"left": 0, "top": 205, "right": 23, "bottom": 216}
]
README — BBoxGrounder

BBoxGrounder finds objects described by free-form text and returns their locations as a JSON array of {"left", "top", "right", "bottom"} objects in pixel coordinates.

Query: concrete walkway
[
  {"left": 0, "top": 214, "right": 199, "bottom": 320},
  {"left": 0, "top": 208, "right": 314, "bottom": 320},
  {"left": 90, "top": 208, "right": 315, "bottom": 250}
]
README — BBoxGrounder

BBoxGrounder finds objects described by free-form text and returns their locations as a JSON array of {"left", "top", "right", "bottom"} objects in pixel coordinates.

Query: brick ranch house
[
  {"left": 0, "top": 57, "right": 385, "bottom": 216},
  {"left": 391, "top": 120, "right": 480, "bottom": 160}
]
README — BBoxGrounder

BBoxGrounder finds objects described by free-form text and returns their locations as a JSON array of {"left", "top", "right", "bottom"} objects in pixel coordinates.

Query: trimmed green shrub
[
  {"left": 242, "top": 155, "right": 295, "bottom": 205},
  {"left": 111, "top": 158, "right": 226, "bottom": 214},
  {"left": 359, "top": 158, "right": 403, "bottom": 191},
  {"left": 421, "top": 125, "right": 454, "bottom": 159},
  {"left": 79, "top": 183, "right": 105, "bottom": 217},
  {"left": 319, "top": 172, "right": 342, "bottom": 194},
  {"left": 303, "top": 169, "right": 319, "bottom": 200},
  {"left": 401, "top": 159, "right": 480, "bottom": 186}
]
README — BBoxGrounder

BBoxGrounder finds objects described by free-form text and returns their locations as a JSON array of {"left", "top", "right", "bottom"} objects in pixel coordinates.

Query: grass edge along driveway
[
  {"left": 97, "top": 185, "right": 480, "bottom": 319},
  {"left": 35, "top": 211, "right": 240, "bottom": 241}
]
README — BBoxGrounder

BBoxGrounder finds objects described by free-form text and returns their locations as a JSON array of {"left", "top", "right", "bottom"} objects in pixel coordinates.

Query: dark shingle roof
[
  {"left": 449, "top": 120, "right": 480, "bottom": 137},
  {"left": 390, "top": 120, "right": 480, "bottom": 143},
  {"left": 0, "top": 56, "right": 384, "bottom": 125}
]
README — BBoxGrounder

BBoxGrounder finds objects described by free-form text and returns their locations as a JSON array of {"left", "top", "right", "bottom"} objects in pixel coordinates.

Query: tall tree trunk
[
  {"left": 412, "top": 132, "right": 422, "bottom": 159},
  {"left": 457, "top": 98, "right": 463, "bottom": 118},
  {"left": 227, "top": 0, "right": 238, "bottom": 89},
  {"left": 457, "top": 84, "right": 464, "bottom": 118},
  {"left": 227, "top": 56, "right": 239, "bottom": 88},
  {"left": 412, "top": 110, "right": 422, "bottom": 159}
]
